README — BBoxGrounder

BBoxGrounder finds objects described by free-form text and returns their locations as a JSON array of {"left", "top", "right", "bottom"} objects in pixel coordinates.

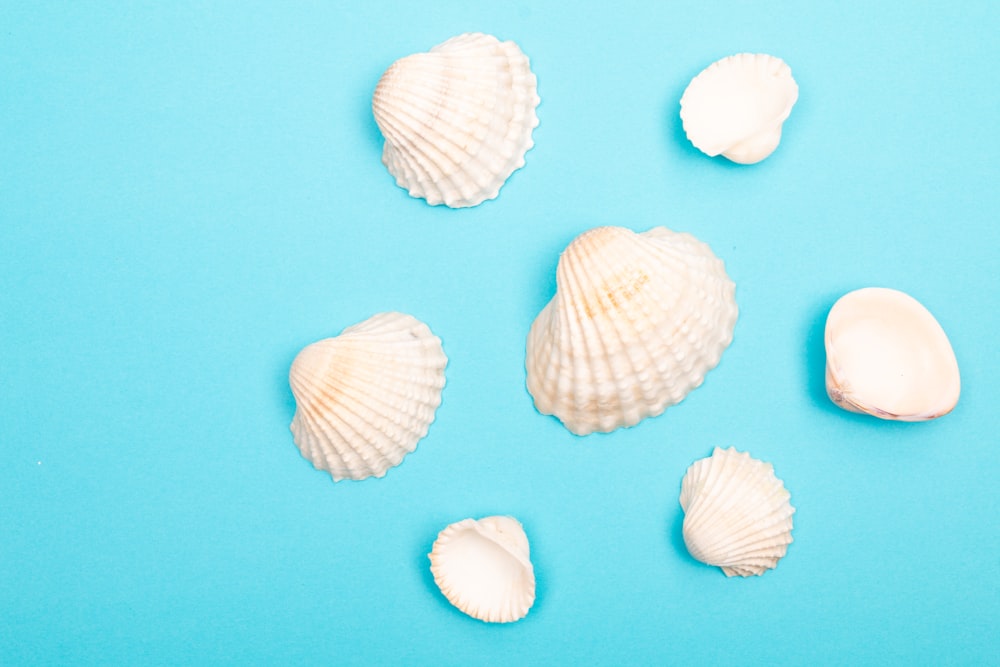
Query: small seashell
[
  {"left": 288, "top": 312, "right": 447, "bottom": 481},
  {"left": 680, "top": 447, "right": 795, "bottom": 577},
  {"left": 824, "top": 287, "right": 960, "bottom": 421},
  {"left": 372, "top": 32, "right": 540, "bottom": 208},
  {"left": 679, "top": 53, "right": 798, "bottom": 164},
  {"left": 428, "top": 516, "right": 536, "bottom": 623},
  {"left": 525, "top": 225, "right": 738, "bottom": 435}
]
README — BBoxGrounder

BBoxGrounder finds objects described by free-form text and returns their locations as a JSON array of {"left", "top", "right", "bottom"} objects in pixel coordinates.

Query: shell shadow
[
  {"left": 274, "top": 345, "right": 299, "bottom": 420},
  {"left": 668, "top": 505, "right": 702, "bottom": 568},
  {"left": 804, "top": 297, "right": 836, "bottom": 411},
  {"left": 360, "top": 73, "right": 383, "bottom": 154}
]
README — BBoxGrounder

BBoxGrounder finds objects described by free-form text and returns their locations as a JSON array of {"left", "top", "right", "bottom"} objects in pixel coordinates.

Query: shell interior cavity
[
  {"left": 372, "top": 32, "right": 540, "bottom": 208},
  {"left": 680, "top": 447, "right": 795, "bottom": 577},
  {"left": 429, "top": 516, "right": 536, "bottom": 623},
  {"left": 288, "top": 312, "right": 447, "bottom": 482},
  {"left": 680, "top": 53, "right": 798, "bottom": 164},
  {"left": 525, "top": 225, "right": 738, "bottom": 435},
  {"left": 824, "top": 287, "right": 960, "bottom": 421}
]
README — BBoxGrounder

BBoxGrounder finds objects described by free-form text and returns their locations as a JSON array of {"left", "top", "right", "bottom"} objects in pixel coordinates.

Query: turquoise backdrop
[{"left": 2, "top": 1, "right": 998, "bottom": 665}]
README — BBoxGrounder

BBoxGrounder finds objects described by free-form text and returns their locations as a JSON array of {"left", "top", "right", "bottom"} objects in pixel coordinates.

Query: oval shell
[
  {"left": 680, "top": 447, "right": 795, "bottom": 577},
  {"left": 825, "top": 287, "right": 960, "bottom": 421},
  {"left": 525, "top": 225, "right": 738, "bottom": 435},
  {"left": 372, "top": 32, "right": 540, "bottom": 208},
  {"left": 429, "top": 516, "right": 536, "bottom": 623},
  {"left": 288, "top": 312, "right": 447, "bottom": 481},
  {"left": 680, "top": 53, "right": 798, "bottom": 164}
]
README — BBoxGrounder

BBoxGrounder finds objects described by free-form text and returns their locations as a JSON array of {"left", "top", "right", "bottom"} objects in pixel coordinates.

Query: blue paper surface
[{"left": 2, "top": 1, "right": 998, "bottom": 664}]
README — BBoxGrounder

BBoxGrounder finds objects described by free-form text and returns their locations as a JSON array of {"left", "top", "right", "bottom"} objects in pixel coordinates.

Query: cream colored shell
[
  {"left": 825, "top": 287, "right": 960, "bottom": 421},
  {"left": 429, "top": 516, "right": 536, "bottom": 623},
  {"left": 372, "top": 32, "right": 540, "bottom": 208},
  {"left": 288, "top": 312, "right": 447, "bottom": 481},
  {"left": 680, "top": 447, "right": 795, "bottom": 577},
  {"left": 526, "top": 225, "right": 738, "bottom": 435},
  {"left": 680, "top": 53, "right": 798, "bottom": 164}
]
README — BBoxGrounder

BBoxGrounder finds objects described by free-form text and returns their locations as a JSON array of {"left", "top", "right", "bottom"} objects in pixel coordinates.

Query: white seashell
[
  {"left": 680, "top": 447, "right": 795, "bottom": 577},
  {"left": 372, "top": 32, "right": 540, "bottom": 208},
  {"left": 288, "top": 312, "right": 447, "bottom": 481},
  {"left": 525, "top": 225, "right": 738, "bottom": 435},
  {"left": 825, "top": 287, "right": 960, "bottom": 421},
  {"left": 680, "top": 53, "right": 798, "bottom": 164},
  {"left": 428, "top": 516, "right": 536, "bottom": 623}
]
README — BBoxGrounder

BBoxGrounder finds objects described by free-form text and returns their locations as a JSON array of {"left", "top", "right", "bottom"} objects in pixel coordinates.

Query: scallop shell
[
  {"left": 372, "top": 32, "right": 540, "bottom": 208},
  {"left": 680, "top": 53, "right": 798, "bottom": 164},
  {"left": 288, "top": 312, "right": 447, "bottom": 481},
  {"left": 680, "top": 447, "right": 795, "bottom": 577},
  {"left": 429, "top": 516, "right": 536, "bottom": 623},
  {"left": 525, "top": 225, "right": 738, "bottom": 435},
  {"left": 825, "top": 287, "right": 960, "bottom": 421}
]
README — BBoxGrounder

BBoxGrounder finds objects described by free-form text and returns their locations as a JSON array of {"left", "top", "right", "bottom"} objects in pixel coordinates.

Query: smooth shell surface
[
  {"left": 288, "top": 312, "right": 447, "bottom": 481},
  {"left": 526, "top": 225, "right": 738, "bottom": 435},
  {"left": 680, "top": 447, "right": 795, "bottom": 577},
  {"left": 372, "top": 32, "right": 540, "bottom": 208},
  {"left": 680, "top": 53, "right": 798, "bottom": 164},
  {"left": 429, "top": 516, "right": 536, "bottom": 623},
  {"left": 825, "top": 287, "right": 960, "bottom": 421}
]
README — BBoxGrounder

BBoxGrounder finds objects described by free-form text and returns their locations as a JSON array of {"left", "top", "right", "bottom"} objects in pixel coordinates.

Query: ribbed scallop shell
[
  {"left": 825, "top": 287, "right": 960, "bottom": 421},
  {"left": 525, "top": 226, "right": 738, "bottom": 435},
  {"left": 429, "top": 516, "right": 536, "bottom": 623},
  {"left": 680, "top": 447, "right": 795, "bottom": 577},
  {"left": 680, "top": 53, "right": 798, "bottom": 164},
  {"left": 288, "top": 312, "right": 447, "bottom": 482},
  {"left": 372, "top": 32, "right": 540, "bottom": 208}
]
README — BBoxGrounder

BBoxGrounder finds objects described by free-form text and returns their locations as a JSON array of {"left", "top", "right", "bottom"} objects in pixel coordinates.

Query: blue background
[{"left": 3, "top": 1, "right": 999, "bottom": 665}]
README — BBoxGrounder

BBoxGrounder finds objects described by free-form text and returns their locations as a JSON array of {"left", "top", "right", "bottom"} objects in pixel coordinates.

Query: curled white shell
[
  {"left": 372, "top": 32, "right": 540, "bottom": 208},
  {"left": 429, "top": 516, "right": 536, "bottom": 623},
  {"left": 288, "top": 312, "right": 447, "bottom": 481},
  {"left": 525, "top": 225, "right": 738, "bottom": 435},
  {"left": 680, "top": 53, "right": 798, "bottom": 164},
  {"left": 825, "top": 287, "right": 960, "bottom": 421},
  {"left": 680, "top": 447, "right": 795, "bottom": 577}
]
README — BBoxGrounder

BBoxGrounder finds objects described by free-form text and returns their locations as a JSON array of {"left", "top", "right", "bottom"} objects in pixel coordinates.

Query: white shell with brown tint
[
  {"left": 429, "top": 516, "right": 536, "bottom": 623},
  {"left": 680, "top": 447, "right": 795, "bottom": 577},
  {"left": 680, "top": 53, "right": 798, "bottom": 164},
  {"left": 372, "top": 32, "right": 540, "bottom": 208},
  {"left": 525, "top": 226, "right": 738, "bottom": 435},
  {"left": 288, "top": 312, "right": 447, "bottom": 481},
  {"left": 825, "top": 287, "right": 960, "bottom": 421}
]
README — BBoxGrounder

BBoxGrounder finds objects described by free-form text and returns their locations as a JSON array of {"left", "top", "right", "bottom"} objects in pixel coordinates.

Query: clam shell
[
  {"left": 825, "top": 287, "right": 960, "bottom": 421},
  {"left": 680, "top": 53, "right": 798, "bottom": 164},
  {"left": 525, "top": 225, "right": 738, "bottom": 435},
  {"left": 680, "top": 447, "right": 795, "bottom": 577},
  {"left": 288, "top": 312, "right": 447, "bottom": 481},
  {"left": 372, "top": 32, "right": 540, "bottom": 208},
  {"left": 429, "top": 516, "right": 536, "bottom": 623}
]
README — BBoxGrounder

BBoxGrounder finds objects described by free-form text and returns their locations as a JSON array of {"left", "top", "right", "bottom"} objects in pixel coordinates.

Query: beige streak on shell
[
  {"left": 288, "top": 312, "right": 447, "bottom": 482},
  {"left": 525, "top": 225, "right": 738, "bottom": 435}
]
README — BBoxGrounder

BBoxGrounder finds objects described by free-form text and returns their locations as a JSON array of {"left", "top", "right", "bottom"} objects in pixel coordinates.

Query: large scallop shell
[
  {"left": 680, "top": 53, "right": 798, "bottom": 164},
  {"left": 680, "top": 447, "right": 795, "bottom": 577},
  {"left": 525, "top": 225, "right": 738, "bottom": 435},
  {"left": 288, "top": 312, "right": 447, "bottom": 481},
  {"left": 372, "top": 32, "right": 540, "bottom": 208},
  {"left": 825, "top": 287, "right": 960, "bottom": 421},
  {"left": 429, "top": 516, "right": 536, "bottom": 623}
]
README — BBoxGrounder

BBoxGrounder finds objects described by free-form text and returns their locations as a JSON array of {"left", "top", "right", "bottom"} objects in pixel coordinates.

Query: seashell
[
  {"left": 525, "top": 225, "right": 738, "bottom": 435},
  {"left": 428, "top": 516, "right": 536, "bottom": 623},
  {"left": 680, "top": 447, "right": 795, "bottom": 577},
  {"left": 288, "top": 312, "right": 447, "bottom": 481},
  {"left": 679, "top": 53, "right": 798, "bottom": 164},
  {"left": 824, "top": 287, "right": 960, "bottom": 421},
  {"left": 372, "top": 32, "right": 540, "bottom": 208}
]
